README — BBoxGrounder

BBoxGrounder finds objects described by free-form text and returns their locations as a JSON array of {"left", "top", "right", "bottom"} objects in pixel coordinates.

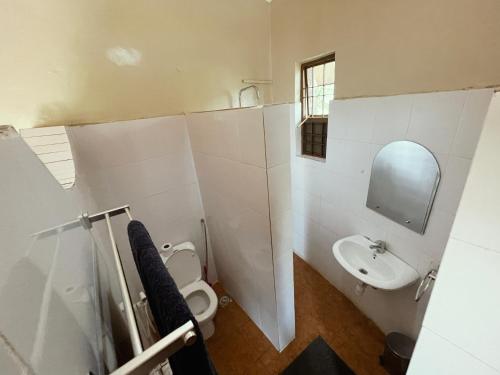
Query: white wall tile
[
  {"left": 237, "top": 163, "right": 270, "bottom": 217},
  {"left": 293, "top": 212, "right": 318, "bottom": 241},
  {"left": 188, "top": 106, "right": 292, "bottom": 351},
  {"left": 264, "top": 104, "right": 294, "bottom": 350},
  {"left": 127, "top": 116, "right": 190, "bottom": 161},
  {"left": 410, "top": 94, "right": 500, "bottom": 373},
  {"left": 406, "top": 91, "right": 467, "bottom": 155},
  {"left": 451, "top": 96, "right": 500, "bottom": 250},
  {"left": 371, "top": 94, "right": 412, "bottom": 145},
  {"left": 71, "top": 114, "right": 217, "bottom": 303},
  {"left": 185, "top": 112, "right": 218, "bottom": 156},
  {"left": 264, "top": 104, "right": 292, "bottom": 168},
  {"left": 433, "top": 156, "right": 471, "bottom": 215},
  {"left": 452, "top": 89, "right": 493, "bottom": 159},
  {"left": 408, "top": 328, "right": 500, "bottom": 375},
  {"left": 291, "top": 188, "right": 321, "bottom": 223},
  {"left": 292, "top": 158, "right": 325, "bottom": 197},
  {"left": 274, "top": 252, "right": 295, "bottom": 349},
  {"left": 0, "top": 137, "right": 103, "bottom": 373},
  {"left": 238, "top": 108, "right": 266, "bottom": 168},
  {"left": 102, "top": 153, "right": 196, "bottom": 205},
  {"left": 320, "top": 200, "right": 387, "bottom": 241},
  {"left": 211, "top": 111, "right": 242, "bottom": 161},
  {"left": 187, "top": 109, "right": 247, "bottom": 162},
  {"left": 325, "top": 139, "right": 372, "bottom": 179},
  {"left": 253, "top": 244, "right": 279, "bottom": 346},
  {"left": 268, "top": 163, "right": 291, "bottom": 218},
  {"left": 302, "top": 223, "right": 342, "bottom": 286},
  {"left": 329, "top": 98, "right": 375, "bottom": 141},
  {"left": 321, "top": 170, "right": 366, "bottom": 215},
  {"left": 69, "top": 122, "right": 135, "bottom": 170},
  {"left": 388, "top": 209, "right": 455, "bottom": 266},
  {"left": 423, "top": 240, "right": 500, "bottom": 370}
]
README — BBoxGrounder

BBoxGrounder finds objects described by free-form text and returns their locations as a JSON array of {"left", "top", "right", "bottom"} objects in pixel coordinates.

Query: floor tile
[{"left": 206, "top": 255, "right": 386, "bottom": 375}]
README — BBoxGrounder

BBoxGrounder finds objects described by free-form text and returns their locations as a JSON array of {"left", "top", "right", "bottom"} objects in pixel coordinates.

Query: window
[
  {"left": 20, "top": 126, "right": 76, "bottom": 189},
  {"left": 300, "top": 53, "right": 335, "bottom": 158}
]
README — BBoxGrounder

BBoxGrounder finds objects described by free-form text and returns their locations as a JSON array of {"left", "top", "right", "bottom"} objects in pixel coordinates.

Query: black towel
[{"left": 127, "top": 220, "right": 216, "bottom": 375}]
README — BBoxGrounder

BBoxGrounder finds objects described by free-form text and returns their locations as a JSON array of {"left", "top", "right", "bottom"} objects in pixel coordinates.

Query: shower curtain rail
[
  {"left": 31, "top": 204, "right": 198, "bottom": 374},
  {"left": 110, "top": 320, "right": 197, "bottom": 375},
  {"left": 31, "top": 204, "right": 132, "bottom": 237}
]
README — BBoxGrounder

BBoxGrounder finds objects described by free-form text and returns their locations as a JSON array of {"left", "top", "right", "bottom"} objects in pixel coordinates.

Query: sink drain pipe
[{"left": 355, "top": 282, "right": 367, "bottom": 296}]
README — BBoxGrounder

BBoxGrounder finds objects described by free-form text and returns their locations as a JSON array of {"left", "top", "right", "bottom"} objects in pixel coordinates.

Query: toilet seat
[
  {"left": 164, "top": 247, "right": 218, "bottom": 325},
  {"left": 164, "top": 248, "right": 202, "bottom": 289},
  {"left": 180, "top": 280, "right": 218, "bottom": 323}
]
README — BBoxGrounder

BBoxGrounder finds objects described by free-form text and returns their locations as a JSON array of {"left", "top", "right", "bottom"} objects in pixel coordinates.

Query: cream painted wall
[
  {"left": 271, "top": 0, "right": 500, "bottom": 103},
  {"left": 1, "top": 0, "right": 271, "bottom": 129},
  {"left": 5, "top": 0, "right": 500, "bottom": 129}
]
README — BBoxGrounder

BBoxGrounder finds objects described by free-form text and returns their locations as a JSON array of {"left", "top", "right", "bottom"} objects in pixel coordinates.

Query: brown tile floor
[{"left": 206, "top": 255, "right": 387, "bottom": 375}]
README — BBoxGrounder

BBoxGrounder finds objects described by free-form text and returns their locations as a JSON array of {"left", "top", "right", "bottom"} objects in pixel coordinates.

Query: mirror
[{"left": 366, "top": 141, "right": 440, "bottom": 234}]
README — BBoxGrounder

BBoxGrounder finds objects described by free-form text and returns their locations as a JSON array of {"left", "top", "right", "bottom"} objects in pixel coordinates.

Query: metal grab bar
[
  {"left": 110, "top": 320, "right": 197, "bottom": 375},
  {"left": 415, "top": 269, "right": 438, "bottom": 302}
]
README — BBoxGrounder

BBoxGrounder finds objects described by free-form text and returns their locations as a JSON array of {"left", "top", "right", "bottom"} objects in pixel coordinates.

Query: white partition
[
  {"left": 187, "top": 106, "right": 294, "bottom": 351},
  {"left": 264, "top": 104, "right": 295, "bottom": 349},
  {"left": 69, "top": 109, "right": 295, "bottom": 351},
  {"left": 408, "top": 93, "right": 500, "bottom": 374},
  {"left": 0, "top": 131, "right": 104, "bottom": 374}
]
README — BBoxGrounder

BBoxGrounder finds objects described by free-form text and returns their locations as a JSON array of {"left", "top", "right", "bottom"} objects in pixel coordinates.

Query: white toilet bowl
[{"left": 163, "top": 242, "right": 218, "bottom": 339}]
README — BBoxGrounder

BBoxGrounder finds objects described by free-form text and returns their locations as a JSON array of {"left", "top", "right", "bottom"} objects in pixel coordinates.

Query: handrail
[
  {"left": 110, "top": 320, "right": 197, "bottom": 375},
  {"left": 415, "top": 269, "right": 438, "bottom": 302},
  {"left": 31, "top": 204, "right": 131, "bottom": 238}
]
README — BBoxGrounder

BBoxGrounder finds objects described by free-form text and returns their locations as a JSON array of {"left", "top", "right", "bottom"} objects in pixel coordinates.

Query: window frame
[{"left": 300, "top": 53, "right": 335, "bottom": 159}]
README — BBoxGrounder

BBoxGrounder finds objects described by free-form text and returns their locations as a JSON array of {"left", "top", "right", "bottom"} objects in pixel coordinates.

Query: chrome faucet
[{"left": 369, "top": 240, "right": 387, "bottom": 254}]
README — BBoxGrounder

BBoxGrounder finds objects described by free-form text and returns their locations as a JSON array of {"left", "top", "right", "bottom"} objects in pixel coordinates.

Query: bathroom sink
[{"left": 332, "top": 235, "right": 419, "bottom": 290}]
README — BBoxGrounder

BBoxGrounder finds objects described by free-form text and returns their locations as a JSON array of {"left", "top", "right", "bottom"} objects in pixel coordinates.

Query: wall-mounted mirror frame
[{"left": 366, "top": 141, "right": 441, "bottom": 234}]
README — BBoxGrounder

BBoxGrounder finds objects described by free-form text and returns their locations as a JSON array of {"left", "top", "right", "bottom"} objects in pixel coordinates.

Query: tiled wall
[
  {"left": 291, "top": 89, "right": 493, "bottom": 337},
  {"left": 67, "top": 116, "right": 217, "bottom": 309},
  {"left": 0, "top": 134, "right": 102, "bottom": 374},
  {"left": 187, "top": 106, "right": 294, "bottom": 351},
  {"left": 68, "top": 107, "right": 294, "bottom": 351},
  {"left": 408, "top": 93, "right": 500, "bottom": 374},
  {"left": 264, "top": 105, "right": 295, "bottom": 350}
]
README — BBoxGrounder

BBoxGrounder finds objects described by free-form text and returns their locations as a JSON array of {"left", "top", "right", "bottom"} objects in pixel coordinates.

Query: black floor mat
[{"left": 281, "top": 336, "right": 356, "bottom": 375}]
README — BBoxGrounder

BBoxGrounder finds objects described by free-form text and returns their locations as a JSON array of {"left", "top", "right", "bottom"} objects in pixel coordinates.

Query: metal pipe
[
  {"left": 415, "top": 269, "right": 438, "bottom": 302},
  {"left": 242, "top": 79, "right": 272, "bottom": 85},
  {"left": 239, "top": 85, "right": 260, "bottom": 107},
  {"left": 124, "top": 206, "right": 133, "bottom": 221},
  {"left": 32, "top": 204, "right": 131, "bottom": 237},
  {"left": 105, "top": 212, "right": 143, "bottom": 356}
]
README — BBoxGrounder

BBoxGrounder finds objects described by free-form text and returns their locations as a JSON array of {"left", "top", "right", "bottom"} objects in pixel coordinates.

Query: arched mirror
[{"left": 366, "top": 141, "right": 440, "bottom": 234}]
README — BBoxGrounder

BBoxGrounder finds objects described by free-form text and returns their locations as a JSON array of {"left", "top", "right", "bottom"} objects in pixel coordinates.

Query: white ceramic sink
[{"left": 332, "top": 235, "right": 419, "bottom": 290}]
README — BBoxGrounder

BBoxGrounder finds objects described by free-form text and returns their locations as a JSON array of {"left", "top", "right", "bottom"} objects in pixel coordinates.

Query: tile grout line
[
  {"left": 422, "top": 327, "right": 500, "bottom": 374},
  {"left": 449, "top": 235, "right": 500, "bottom": 255}
]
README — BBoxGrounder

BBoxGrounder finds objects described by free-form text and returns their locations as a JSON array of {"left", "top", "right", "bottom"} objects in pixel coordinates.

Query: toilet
[{"left": 162, "top": 241, "right": 218, "bottom": 339}]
